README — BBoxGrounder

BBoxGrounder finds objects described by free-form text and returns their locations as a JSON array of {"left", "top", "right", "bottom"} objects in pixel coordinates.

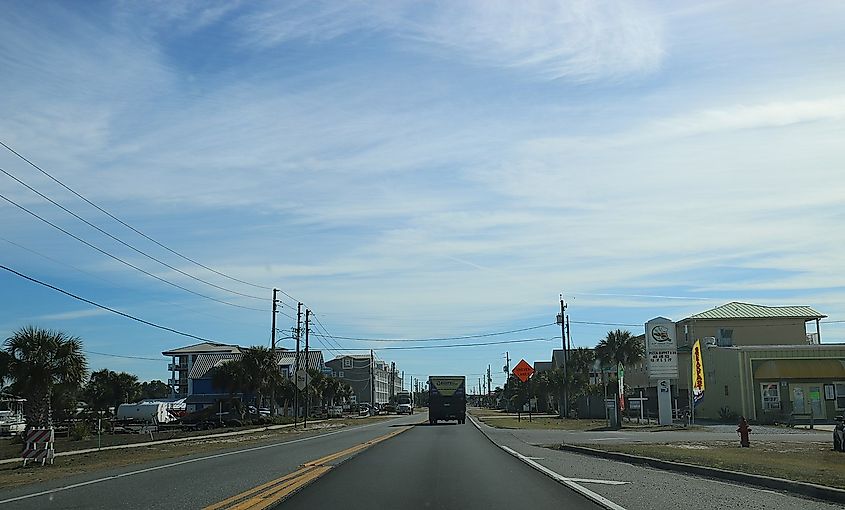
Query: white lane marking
[
  {"left": 565, "top": 478, "right": 630, "bottom": 486},
  {"left": 499, "top": 445, "right": 630, "bottom": 510},
  {"left": 468, "top": 415, "right": 629, "bottom": 510},
  {"left": 0, "top": 418, "right": 398, "bottom": 506},
  {"left": 524, "top": 457, "right": 545, "bottom": 460}
]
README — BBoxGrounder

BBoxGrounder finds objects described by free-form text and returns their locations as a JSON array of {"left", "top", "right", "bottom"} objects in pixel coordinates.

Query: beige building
[{"left": 629, "top": 302, "right": 845, "bottom": 423}]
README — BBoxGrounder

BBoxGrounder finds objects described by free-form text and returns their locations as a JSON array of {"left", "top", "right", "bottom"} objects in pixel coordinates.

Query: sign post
[
  {"left": 295, "top": 369, "right": 309, "bottom": 428},
  {"left": 512, "top": 360, "right": 534, "bottom": 422},
  {"left": 645, "top": 317, "right": 678, "bottom": 425}
]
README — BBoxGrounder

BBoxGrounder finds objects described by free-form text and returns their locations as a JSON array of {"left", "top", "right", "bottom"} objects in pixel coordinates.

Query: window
[
  {"left": 342, "top": 357, "right": 353, "bottom": 369},
  {"left": 724, "top": 385, "right": 729, "bottom": 396},
  {"left": 338, "top": 371, "right": 344, "bottom": 378},
  {"left": 761, "top": 383, "right": 780, "bottom": 410},
  {"left": 835, "top": 382, "right": 845, "bottom": 410},
  {"left": 718, "top": 328, "right": 733, "bottom": 347}
]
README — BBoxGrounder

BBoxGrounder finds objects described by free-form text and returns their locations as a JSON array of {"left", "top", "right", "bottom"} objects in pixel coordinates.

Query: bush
[
  {"left": 719, "top": 406, "right": 739, "bottom": 423},
  {"left": 70, "top": 421, "right": 91, "bottom": 441}
]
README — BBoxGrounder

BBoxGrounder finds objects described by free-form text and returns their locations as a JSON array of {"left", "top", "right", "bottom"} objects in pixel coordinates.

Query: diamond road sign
[
  {"left": 295, "top": 369, "right": 310, "bottom": 391},
  {"left": 512, "top": 359, "right": 534, "bottom": 383}
]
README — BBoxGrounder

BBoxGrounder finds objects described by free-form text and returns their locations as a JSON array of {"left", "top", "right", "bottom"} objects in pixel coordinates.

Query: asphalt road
[
  {"left": 0, "top": 414, "right": 423, "bottom": 509},
  {"left": 282, "top": 417, "right": 603, "bottom": 510}
]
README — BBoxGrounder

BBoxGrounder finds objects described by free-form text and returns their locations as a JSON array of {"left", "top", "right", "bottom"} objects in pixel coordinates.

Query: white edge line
[
  {"left": 468, "top": 415, "right": 628, "bottom": 510},
  {"left": 0, "top": 419, "right": 392, "bottom": 505}
]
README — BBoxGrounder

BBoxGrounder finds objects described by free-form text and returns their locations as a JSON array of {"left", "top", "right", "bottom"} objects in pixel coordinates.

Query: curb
[
  {"left": 0, "top": 419, "right": 335, "bottom": 465},
  {"left": 556, "top": 443, "right": 845, "bottom": 505},
  {"left": 467, "top": 415, "right": 626, "bottom": 510}
]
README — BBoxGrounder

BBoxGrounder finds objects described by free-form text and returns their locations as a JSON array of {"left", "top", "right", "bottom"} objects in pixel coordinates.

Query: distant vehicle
[
  {"left": 428, "top": 376, "right": 466, "bottom": 424},
  {"left": 328, "top": 406, "right": 343, "bottom": 418},
  {"left": 357, "top": 403, "right": 372, "bottom": 416},
  {"left": 116, "top": 402, "right": 175, "bottom": 424},
  {"left": 396, "top": 391, "right": 413, "bottom": 415},
  {"left": 0, "top": 396, "right": 26, "bottom": 436}
]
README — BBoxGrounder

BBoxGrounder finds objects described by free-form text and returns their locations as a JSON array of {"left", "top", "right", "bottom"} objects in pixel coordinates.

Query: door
[
  {"left": 809, "top": 386, "right": 825, "bottom": 419},
  {"left": 792, "top": 385, "right": 805, "bottom": 414}
]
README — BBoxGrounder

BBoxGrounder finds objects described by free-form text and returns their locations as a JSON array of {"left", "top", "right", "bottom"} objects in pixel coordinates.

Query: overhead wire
[
  {"left": 0, "top": 166, "right": 267, "bottom": 301},
  {"left": 308, "top": 322, "right": 555, "bottom": 343},
  {"left": 0, "top": 191, "right": 267, "bottom": 312},
  {"left": 0, "top": 264, "right": 232, "bottom": 343},
  {"left": 0, "top": 140, "right": 275, "bottom": 292},
  {"left": 1, "top": 235, "right": 264, "bottom": 328}
]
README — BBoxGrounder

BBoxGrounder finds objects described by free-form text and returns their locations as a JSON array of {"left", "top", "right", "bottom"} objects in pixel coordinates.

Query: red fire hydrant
[{"left": 737, "top": 416, "right": 751, "bottom": 447}]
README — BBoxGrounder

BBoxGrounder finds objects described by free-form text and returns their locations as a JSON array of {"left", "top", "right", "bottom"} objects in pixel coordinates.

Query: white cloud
[{"left": 237, "top": 0, "right": 664, "bottom": 81}]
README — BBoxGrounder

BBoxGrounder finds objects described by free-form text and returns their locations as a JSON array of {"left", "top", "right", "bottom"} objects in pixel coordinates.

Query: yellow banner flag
[{"left": 691, "top": 339, "right": 705, "bottom": 405}]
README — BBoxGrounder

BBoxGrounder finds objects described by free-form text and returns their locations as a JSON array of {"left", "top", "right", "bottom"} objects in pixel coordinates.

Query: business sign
[
  {"left": 691, "top": 339, "right": 705, "bottom": 406},
  {"left": 645, "top": 317, "right": 678, "bottom": 380},
  {"left": 617, "top": 362, "right": 625, "bottom": 411}
]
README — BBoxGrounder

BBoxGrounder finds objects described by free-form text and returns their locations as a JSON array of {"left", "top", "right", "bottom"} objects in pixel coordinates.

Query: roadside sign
[
  {"left": 512, "top": 359, "right": 534, "bottom": 383},
  {"left": 295, "top": 369, "right": 309, "bottom": 391}
]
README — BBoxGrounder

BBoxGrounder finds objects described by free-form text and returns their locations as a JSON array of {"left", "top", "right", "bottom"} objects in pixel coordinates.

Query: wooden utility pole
[
  {"left": 559, "top": 294, "right": 569, "bottom": 417},
  {"left": 294, "top": 302, "right": 302, "bottom": 427},
  {"left": 370, "top": 350, "right": 375, "bottom": 412},
  {"left": 270, "top": 288, "right": 278, "bottom": 416},
  {"left": 304, "top": 308, "right": 310, "bottom": 429}
]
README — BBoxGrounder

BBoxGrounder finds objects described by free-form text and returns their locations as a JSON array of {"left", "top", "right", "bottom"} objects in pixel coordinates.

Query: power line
[
  {"left": 0, "top": 191, "right": 266, "bottom": 312},
  {"left": 0, "top": 140, "right": 275, "bottom": 292},
  {"left": 0, "top": 166, "right": 267, "bottom": 301},
  {"left": 0, "top": 235, "right": 262, "bottom": 328},
  {"left": 0, "top": 264, "right": 230, "bottom": 343},
  {"left": 309, "top": 323, "right": 556, "bottom": 343},
  {"left": 325, "top": 337, "right": 555, "bottom": 351},
  {"left": 84, "top": 350, "right": 161, "bottom": 361}
]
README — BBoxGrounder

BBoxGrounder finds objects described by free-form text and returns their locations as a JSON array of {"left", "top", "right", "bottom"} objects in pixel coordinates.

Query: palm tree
[
  {"left": 595, "top": 329, "right": 644, "bottom": 367},
  {"left": 2, "top": 326, "right": 87, "bottom": 427},
  {"left": 240, "top": 346, "right": 281, "bottom": 410},
  {"left": 211, "top": 359, "right": 248, "bottom": 397}
]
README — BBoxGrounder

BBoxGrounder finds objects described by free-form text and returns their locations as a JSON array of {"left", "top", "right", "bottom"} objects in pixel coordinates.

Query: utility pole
[
  {"left": 370, "top": 350, "right": 375, "bottom": 413},
  {"left": 304, "top": 308, "right": 310, "bottom": 429},
  {"left": 487, "top": 365, "right": 492, "bottom": 406},
  {"left": 390, "top": 361, "right": 396, "bottom": 403},
  {"left": 270, "top": 289, "right": 278, "bottom": 416},
  {"left": 558, "top": 294, "right": 569, "bottom": 418},
  {"left": 505, "top": 352, "right": 510, "bottom": 374},
  {"left": 294, "top": 302, "right": 302, "bottom": 427}
]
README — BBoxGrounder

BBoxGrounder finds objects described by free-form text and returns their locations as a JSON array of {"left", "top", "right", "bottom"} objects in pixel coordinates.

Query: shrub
[
  {"left": 719, "top": 406, "right": 739, "bottom": 423},
  {"left": 70, "top": 421, "right": 91, "bottom": 441}
]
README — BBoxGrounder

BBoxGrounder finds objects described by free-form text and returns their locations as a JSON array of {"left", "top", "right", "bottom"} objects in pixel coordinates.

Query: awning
[{"left": 754, "top": 359, "right": 845, "bottom": 380}]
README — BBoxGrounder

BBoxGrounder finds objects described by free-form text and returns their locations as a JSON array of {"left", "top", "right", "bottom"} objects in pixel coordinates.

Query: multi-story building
[
  {"left": 326, "top": 355, "right": 403, "bottom": 405},
  {"left": 162, "top": 342, "right": 325, "bottom": 412}
]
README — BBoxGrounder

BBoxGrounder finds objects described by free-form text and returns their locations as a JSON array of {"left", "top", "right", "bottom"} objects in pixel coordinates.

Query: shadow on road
[{"left": 389, "top": 422, "right": 459, "bottom": 427}]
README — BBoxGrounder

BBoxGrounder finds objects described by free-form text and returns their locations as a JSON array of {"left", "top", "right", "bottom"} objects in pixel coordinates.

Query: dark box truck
[{"left": 428, "top": 376, "right": 466, "bottom": 424}]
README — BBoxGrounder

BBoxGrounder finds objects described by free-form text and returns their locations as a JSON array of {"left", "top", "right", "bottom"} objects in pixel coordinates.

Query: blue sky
[{"left": 1, "top": 1, "right": 844, "bottom": 387}]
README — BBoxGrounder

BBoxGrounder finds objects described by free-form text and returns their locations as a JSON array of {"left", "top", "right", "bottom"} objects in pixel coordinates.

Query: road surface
[{"left": 0, "top": 411, "right": 838, "bottom": 509}]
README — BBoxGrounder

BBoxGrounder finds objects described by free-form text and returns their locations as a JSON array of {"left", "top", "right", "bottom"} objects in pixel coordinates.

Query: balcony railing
[
  {"left": 168, "top": 363, "right": 188, "bottom": 371},
  {"left": 807, "top": 333, "right": 820, "bottom": 344}
]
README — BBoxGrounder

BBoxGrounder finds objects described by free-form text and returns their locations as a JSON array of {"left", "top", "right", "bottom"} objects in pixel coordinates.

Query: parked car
[{"left": 397, "top": 403, "right": 413, "bottom": 415}]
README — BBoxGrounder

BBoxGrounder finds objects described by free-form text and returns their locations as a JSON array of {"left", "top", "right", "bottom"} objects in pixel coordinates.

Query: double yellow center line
[{"left": 204, "top": 426, "right": 412, "bottom": 510}]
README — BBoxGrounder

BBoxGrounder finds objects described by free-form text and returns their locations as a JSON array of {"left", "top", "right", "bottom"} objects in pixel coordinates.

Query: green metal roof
[{"left": 684, "top": 302, "right": 826, "bottom": 321}]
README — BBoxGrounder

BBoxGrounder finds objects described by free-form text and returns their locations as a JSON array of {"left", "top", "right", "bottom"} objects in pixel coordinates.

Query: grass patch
[
  {"left": 581, "top": 441, "right": 845, "bottom": 489},
  {"left": 478, "top": 415, "right": 608, "bottom": 431}
]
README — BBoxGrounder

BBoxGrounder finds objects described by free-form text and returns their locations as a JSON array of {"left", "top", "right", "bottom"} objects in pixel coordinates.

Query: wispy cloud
[
  {"left": 236, "top": 0, "right": 664, "bottom": 81},
  {"left": 36, "top": 308, "right": 111, "bottom": 321}
]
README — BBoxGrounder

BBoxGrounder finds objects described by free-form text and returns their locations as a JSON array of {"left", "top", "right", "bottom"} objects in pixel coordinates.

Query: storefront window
[
  {"left": 835, "top": 382, "right": 845, "bottom": 410},
  {"left": 761, "top": 383, "right": 780, "bottom": 410}
]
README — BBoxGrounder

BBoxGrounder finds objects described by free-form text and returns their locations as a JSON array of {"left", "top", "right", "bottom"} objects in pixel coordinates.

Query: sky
[{"left": 1, "top": 0, "right": 844, "bottom": 388}]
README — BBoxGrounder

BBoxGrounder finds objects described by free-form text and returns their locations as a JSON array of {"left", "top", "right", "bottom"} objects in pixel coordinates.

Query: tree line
[
  {"left": 0, "top": 326, "right": 171, "bottom": 428},
  {"left": 495, "top": 329, "right": 644, "bottom": 415},
  {"left": 209, "top": 344, "right": 354, "bottom": 416}
]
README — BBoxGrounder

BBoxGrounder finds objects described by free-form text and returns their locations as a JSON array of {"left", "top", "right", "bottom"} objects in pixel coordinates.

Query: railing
[
  {"left": 167, "top": 363, "right": 188, "bottom": 371},
  {"left": 806, "top": 333, "right": 820, "bottom": 344}
]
